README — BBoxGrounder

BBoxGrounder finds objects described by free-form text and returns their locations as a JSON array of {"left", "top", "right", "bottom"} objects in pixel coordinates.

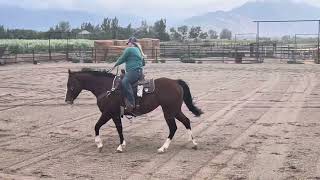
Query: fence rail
[{"left": 1, "top": 43, "right": 319, "bottom": 65}]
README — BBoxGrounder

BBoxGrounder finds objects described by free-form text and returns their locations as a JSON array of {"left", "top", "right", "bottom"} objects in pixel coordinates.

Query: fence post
[
  {"left": 155, "top": 48, "right": 158, "bottom": 62},
  {"left": 94, "top": 48, "right": 97, "bottom": 63},
  {"left": 188, "top": 45, "right": 191, "bottom": 59},
  {"left": 222, "top": 45, "right": 225, "bottom": 63},
  {"left": 32, "top": 49, "right": 35, "bottom": 64},
  {"left": 48, "top": 36, "right": 51, "bottom": 61},
  {"left": 152, "top": 47, "right": 154, "bottom": 59},
  {"left": 66, "top": 46, "right": 69, "bottom": 61},
  {"left": 91, "top": 48, "right": 94, "bottom": 62}
]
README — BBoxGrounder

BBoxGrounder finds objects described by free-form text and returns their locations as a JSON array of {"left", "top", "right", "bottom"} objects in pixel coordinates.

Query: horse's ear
[{"left": 68, "top": 69, "right": 72, "bottom": 74}]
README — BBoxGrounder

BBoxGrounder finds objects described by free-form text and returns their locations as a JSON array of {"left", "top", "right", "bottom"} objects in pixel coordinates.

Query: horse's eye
[{"left": 70, "top": 87, "right": 74, "bottom": 91}]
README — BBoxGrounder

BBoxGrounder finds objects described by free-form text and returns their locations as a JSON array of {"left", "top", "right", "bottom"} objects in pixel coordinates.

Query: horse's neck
[{"left": 79, "top": 74, "right": 113, "bottom": 98}]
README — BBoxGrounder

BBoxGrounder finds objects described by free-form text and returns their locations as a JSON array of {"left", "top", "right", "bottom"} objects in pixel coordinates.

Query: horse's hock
[{"left": 94, "top": 38, "right": 160, "bottom": 63}]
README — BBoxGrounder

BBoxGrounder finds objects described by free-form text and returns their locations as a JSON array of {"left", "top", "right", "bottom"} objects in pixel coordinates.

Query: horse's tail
[{"left": 177, "top": 79, "right": 203, "bottom": 117}]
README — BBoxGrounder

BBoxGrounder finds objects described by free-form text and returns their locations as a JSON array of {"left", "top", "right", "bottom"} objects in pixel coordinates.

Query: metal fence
[{"left": 0, "top": 43, "right": 319, "bottom": 65}]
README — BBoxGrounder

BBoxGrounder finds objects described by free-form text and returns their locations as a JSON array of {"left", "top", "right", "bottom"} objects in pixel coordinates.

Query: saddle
[
  {"left": 114, "top": 69, "right": 155, "bottom": 95},
  {"left": 112, "top": 69, "right": 155, "bottom": 116}
]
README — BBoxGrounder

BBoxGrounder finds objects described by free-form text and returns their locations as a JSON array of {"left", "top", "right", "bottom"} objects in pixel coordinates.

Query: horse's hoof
[
  {"left": 116, "top": 145, "right": 124, "bottom": 153},
  {"left": 98, "top": 147, "right": 103, "bottom": 153},
  {"left": 116, "top": 149, "right": 123, "bottom": 153},
  {"left": 157, "top": 148, "right": 166, "bottom": 154},
  {"left": 192, "top": 145, "right": 198, "bottom": 150}
]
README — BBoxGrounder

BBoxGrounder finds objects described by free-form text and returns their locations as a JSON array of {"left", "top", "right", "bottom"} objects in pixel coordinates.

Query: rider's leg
[{"left": 121, "top": 69, "right": 142, "bottom": 108}]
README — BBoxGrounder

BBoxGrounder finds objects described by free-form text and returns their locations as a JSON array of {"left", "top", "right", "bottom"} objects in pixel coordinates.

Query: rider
[{"left": 113, "top": 37, "right": 146, "bottom": 112}]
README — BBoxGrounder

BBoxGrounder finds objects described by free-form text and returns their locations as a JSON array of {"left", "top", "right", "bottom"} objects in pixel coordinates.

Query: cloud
[
  {"left": 0, "top": 0, "right": 252, "bottom": 15},
  {"left": 0, "top": 0, "right": 319, "bottom": 19}
]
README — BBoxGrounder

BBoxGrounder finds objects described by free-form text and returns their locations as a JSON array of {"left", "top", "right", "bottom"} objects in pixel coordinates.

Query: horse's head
[{"left": 65, "top": 69, "right": 82, "bottom": 105}]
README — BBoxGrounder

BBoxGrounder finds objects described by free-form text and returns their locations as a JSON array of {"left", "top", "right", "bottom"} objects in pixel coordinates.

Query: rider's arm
[{"left": 114, "top": 48, "right": 131, "bottom": 67}]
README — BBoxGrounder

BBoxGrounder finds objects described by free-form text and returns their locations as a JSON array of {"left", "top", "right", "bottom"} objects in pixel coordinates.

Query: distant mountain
[
  {"left": 232, "top": 0, "right": 320, "bottom": 20},
  {"left": 184, "top": 0, "right": 320, "bottom": 36},
  {"left": 184, "top": 11, "right": 255, "bottom": 34},
  {"left": 0, "top": 5, "right": 143, "bottom": 31}
]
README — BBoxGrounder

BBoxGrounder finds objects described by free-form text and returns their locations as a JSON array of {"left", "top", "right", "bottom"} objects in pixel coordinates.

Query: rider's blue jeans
[{"left": 121, "top": 68, "right": 142, "bottom": 106}]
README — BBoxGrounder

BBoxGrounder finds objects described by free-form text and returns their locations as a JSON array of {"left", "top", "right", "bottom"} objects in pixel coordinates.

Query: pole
[
  {"left": 66, "top": 33, "right": 69, "bottom": 61},
  {"left": 318, "top": 20, "right": 320, "bottom": 64},
  {"left": 155, "top": 48, "right": 158, "bottom": 61},
  {"left": 222, "top": 45, "right": 225, "bottom": 63},
  {"left": 32, "top": 49, "right": 35, "bottom": 64},
  {"left": 94, "top": 48, "right": 97, "bottom": 63},
  {"left": 188, "top": 45, "right": 190, "bottom": 60},
  {"left": 49, "top": 34, "right": 52, "bottom": 61},
  {"left": 294, "top": 34, "right": 297, "bottom": 61},
  {"left": 295, "top": 34, "right": 297, "bottom": 51},
  {"left": 256, "top": 22, "right": 260, "bottom": 63}
]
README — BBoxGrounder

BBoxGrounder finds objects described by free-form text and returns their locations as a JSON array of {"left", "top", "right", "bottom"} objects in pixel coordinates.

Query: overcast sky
[{"left": 1, "top": 0, "right": 320, "bottom": 19}]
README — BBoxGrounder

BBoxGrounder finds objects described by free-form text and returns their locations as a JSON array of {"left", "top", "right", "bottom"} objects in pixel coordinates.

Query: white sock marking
[
  {"left": 95, "top": 136, "right": 103, "bottom": 148},
  {"left": 187, "top": 129, "right": 193, "bottom": 141},
  {"left": 158, "top": 138, "right": 171, "bottom": 153}
]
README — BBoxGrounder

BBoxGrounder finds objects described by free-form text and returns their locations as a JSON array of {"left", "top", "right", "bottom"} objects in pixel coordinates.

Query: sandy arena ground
[{"left": 0, "top": 60, "right": 320, "bottom": 180}]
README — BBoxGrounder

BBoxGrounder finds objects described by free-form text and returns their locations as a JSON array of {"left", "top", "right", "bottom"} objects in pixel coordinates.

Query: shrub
[
  {"left": 72, "top": 59, "right": 80, "bottom": 63},
  {"left": 180, "top": 54, "right": 196, "bottom": 63},
  {"left": 83, "top": 59, "right": 93, "bottom": 63},
  {"left": 159, "top": 59, "right": 166, "bottom": 63}
]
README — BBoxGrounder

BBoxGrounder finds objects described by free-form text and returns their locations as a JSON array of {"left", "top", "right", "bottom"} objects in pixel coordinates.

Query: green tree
[
  {"left": 177, "top": 25, "right": 188, "bottom": 41},
  {"left": 101, "top": 18, "right": 111, "bottom": 32},
  {"left": 208, "top": 29, "right": 218, "bottom": 39},
  {"left": 126, "top": 24, "right": 133, "bottom": 37},
  {"left": 55, "top": 21, "right": 71, "bottom": 32},
  {"left": 189, "top": 26, "right": 201, "bottom": 39},
  {"left": 81, "top": 22, "right": 94, "bottom": 32},
  {"left": 134, "top": 20, "right": 150, "bottom": 38},
  {"left": 153, "top": 19, "right": 170, "bottom": 41},
  {"left": 169, "top": 27, "right": 182, "bottom": 41},
  {"left": 0, "top": 25, "right": 6, "bottom": 38},
  {"left": 199, "top": 32, "right": 208, "bottom": 39},
  {"left": 281, "top": 35, "right": 291, "bottom": 42},
  {"left": 220, "top": 28, "right": 232, "bottom": 40},
  {"left": 111, "top": 17, "right": 119, "bottom": 39}
]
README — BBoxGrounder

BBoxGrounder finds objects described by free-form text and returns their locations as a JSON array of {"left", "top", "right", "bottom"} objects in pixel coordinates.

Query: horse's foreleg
[
  {"left": 112, "top": 117, "right": 126, "bottom": 153},
  {"left": 94, "top": 113, "right": 112, "bottom": 152},
  {"left": 158, "top": 113, "right": 177, "bottom": 153}
]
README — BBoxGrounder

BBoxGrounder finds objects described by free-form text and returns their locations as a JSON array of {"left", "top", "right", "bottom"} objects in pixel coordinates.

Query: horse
[{"left": 65, "top": 69, "right": 203, "bottom": 153}]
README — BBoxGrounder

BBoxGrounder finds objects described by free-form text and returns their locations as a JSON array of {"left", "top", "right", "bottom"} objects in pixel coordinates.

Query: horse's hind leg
[
  {"left": 176, "top": 111, "right": 198, "bottom": 149},
  {"left": 158, "top": 110, "right": 177, "bottom": 153},
  {"left": 95, "top": 113, "right": 112, "bottom": 152},
  {"left": 112, "top": 116, "right": 126, "bottom": 153}
]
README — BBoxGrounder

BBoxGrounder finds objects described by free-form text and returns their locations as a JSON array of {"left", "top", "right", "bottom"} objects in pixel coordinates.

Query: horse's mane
[{"left": 74, "top": 68, "right": 116, "bottom": 78}]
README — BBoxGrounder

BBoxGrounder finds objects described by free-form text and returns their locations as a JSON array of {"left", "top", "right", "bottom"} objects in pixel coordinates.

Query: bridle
[{"left": 97, "top": 66, "right": 120, "bottom": 103}]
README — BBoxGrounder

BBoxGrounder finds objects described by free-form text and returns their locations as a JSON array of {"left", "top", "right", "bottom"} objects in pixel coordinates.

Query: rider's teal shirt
[{"left": 114, "top": 47, "right": 143, "bottom": 72}]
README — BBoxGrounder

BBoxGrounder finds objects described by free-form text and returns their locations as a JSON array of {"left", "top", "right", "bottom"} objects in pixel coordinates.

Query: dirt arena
[{"left": 0, "top": 60, "right": 320, "bottom": 180}]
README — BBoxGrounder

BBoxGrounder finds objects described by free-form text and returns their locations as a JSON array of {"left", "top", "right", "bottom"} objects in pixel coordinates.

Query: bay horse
[{"left": 65, "top": 69, "right": 203, "bottom": 153}]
